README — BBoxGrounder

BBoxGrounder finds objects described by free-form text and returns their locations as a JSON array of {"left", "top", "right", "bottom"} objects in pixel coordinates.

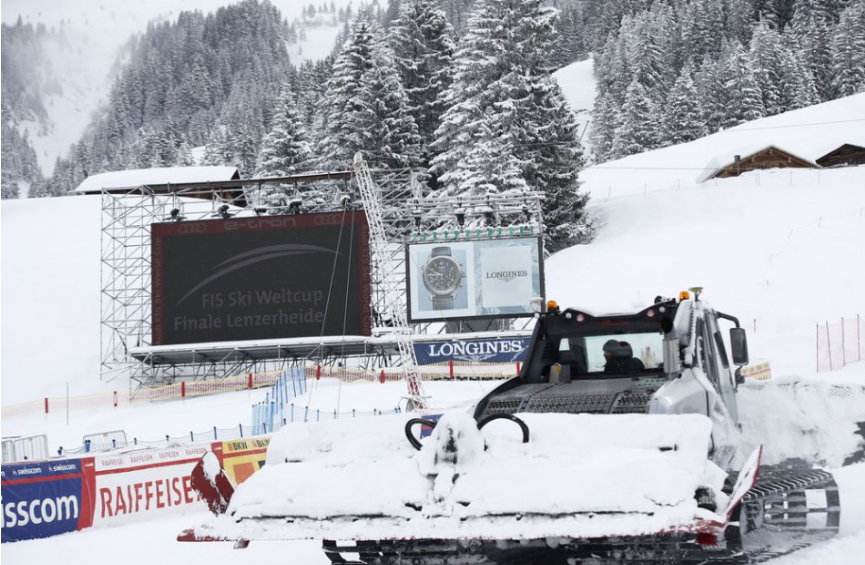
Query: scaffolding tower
[{"left": 99, "top": 168, "right": 544, "bottom": 389}]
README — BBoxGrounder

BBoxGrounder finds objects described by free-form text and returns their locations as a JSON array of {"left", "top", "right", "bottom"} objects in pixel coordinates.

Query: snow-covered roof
[
  {"left": 75, "top": 166, "right": 240, "bottom": 194},
  {"left": 696, "top": 144, "right": 819, "bottom": 183}
]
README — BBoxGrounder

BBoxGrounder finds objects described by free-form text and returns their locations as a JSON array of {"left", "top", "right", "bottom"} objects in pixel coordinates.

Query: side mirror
[{"left": 730, "top": 327, "right": 749, "bottom": 366}]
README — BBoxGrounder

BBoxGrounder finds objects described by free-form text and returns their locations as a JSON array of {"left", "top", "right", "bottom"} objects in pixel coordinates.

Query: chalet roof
[
  {"left": 697, "top": 144, "right": 818, "bottom": 183},
  {"left": 817, "top": 143, "right": 865, "bottom": 157},
  {"left": 75, "top": 166, "right": 241, "bottom": 194}
]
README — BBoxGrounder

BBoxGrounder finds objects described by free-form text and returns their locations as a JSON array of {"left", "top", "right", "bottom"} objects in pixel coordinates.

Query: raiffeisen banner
[
  {"left": 413, "top": 337, "right": 532, "bottom": 365},
  {"left": 406, "top": 237, "right": 544, "bottom": 322},
  {"left": 2, "top": 444, "right": 211, "bottom": 542},
  {"left": 1, "top": 459, "right": 96, "bottom": 543},
  {"left": 91, "top": 445, "right": 208, "bottom": 526}
]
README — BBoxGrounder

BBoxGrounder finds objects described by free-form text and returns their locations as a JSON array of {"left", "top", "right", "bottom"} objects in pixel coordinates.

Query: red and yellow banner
[{"left": 210, "top": 437, "right": 270, "bottom": 486}]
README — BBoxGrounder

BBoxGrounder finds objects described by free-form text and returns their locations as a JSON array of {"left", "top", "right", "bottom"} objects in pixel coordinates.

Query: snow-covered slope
[
  {"left": 553, "top": 56, "right": 596, "bottom": 156},
  {"left": 580, "top": 92, "right": 865, "bottom": 198},
  {"left": 3, "top": 0, "right": 351, "bottom": 175}
]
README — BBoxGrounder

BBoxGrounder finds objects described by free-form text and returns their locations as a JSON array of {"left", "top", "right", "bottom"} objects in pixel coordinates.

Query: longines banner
[
  {"left": 405, "top": 237, "right": 544, "bottom": 322},
  {"left": 413, "top": 337, "right": 532, "bottom": 365},
  {"left": 152, "top": 212, "right": 371, "bottom": 345}
]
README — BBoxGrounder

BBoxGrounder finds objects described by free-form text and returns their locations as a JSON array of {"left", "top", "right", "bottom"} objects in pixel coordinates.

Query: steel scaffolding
[{"left": 99, "top": 168, "right": 543, "bottom": 389}]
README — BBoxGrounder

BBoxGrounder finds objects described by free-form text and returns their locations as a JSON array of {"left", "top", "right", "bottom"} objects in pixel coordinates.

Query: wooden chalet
[
  {"left": 708, "top": 146, "right": 818, "bottom": 180},
  {"left": 816, "top": 144, "right": 865, "bottom": 168}
]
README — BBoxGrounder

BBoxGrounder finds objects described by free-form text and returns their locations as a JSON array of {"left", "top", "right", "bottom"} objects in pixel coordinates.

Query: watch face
[{"left": 423, "top": 256, "right": 462, "bottom": 295}]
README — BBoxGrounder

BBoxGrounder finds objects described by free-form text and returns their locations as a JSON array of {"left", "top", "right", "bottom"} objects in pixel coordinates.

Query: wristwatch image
[{"left": 422, "top": 246, "right": 465, "bottom": 310}]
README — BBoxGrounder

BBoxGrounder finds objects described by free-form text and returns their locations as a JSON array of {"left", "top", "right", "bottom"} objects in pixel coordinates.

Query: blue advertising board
[
  {"left": 2, "top": 458, "right": 94, "bottom": 543},
  {"left": 413, "top": 337, "right": 531, "bottom": 365}
]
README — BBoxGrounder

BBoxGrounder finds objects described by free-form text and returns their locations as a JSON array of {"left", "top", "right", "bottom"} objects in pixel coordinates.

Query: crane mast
[{"left": 352, "top": 153, "right": 427, "bottom": 410}]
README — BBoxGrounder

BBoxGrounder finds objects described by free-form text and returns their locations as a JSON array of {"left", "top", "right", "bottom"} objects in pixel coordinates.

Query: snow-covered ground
[
  {"left": 3, "top": 0, "right": 350, "bottom": 175},
  {"left": 3, "top": 98, "right": 865, "bottom": 561},
  {"left": 579, "top": 92, "right": 865, "bottom": 198},
  {"left": 553, "top": 56, "right": 596, "bottom": 157}
]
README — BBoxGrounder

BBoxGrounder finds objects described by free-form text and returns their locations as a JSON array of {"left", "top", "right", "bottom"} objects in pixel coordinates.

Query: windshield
[{"left": 554, "top": 332, "right": 663, "bottom": 376}]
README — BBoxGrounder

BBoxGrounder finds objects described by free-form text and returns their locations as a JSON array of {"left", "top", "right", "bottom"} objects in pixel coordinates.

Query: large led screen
[
  {"left": 152, "top": 212, "right": 371, "bottom": 345},
  {"left": 406, "top": 237, "right": 544, "bottom": 323}
]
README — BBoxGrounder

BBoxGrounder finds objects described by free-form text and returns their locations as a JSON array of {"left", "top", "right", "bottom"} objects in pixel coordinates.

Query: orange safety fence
[{"left": 1, "top": 362, "right": 520, "bottom": 421}]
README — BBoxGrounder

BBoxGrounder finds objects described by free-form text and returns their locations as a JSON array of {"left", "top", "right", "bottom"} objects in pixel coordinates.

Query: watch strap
[
  {"left": 433, "top": 296, "right": 454, "bottom": 310},
  {"left": 431, "top": 246, "right": 451, "bottom": 257}
]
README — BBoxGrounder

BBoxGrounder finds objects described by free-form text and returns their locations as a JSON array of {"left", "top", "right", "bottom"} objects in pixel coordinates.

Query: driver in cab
[{"left": 603, "top": 340, "right": 645, "bottom": 373}]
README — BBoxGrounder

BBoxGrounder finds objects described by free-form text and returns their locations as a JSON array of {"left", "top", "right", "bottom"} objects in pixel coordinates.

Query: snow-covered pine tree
[
  {"left": 694, "top": 52, "right": 728, "bottom": 134},
  {"left": 722, "top": 42, "right": 766, "bottom": 128},
  {"left": 202, "top": 124, "right": 234, "bottom": 167},
  {"left": 724, "top": 0, "right": 756, "bottom": 45},
  {"left": 749, "top": 21, "right": 786, "bottom": 116},
  {"left": 389, "top": 0, "right": 456, "bottom": 168},
  {"left": 590, "top": 33, "right": 628, "bottom": 162},
  {"left": 588, "top": 90, "right": 620, "bottom": 162},
  {"left": 778, "top": 32, "right": 819, "bottom": 110},
  {"left": 662, "top": 61, "right": 707, "bottom": 147},
  {"left": 831, "top": 0, "right": 865, "bottom": 97},
  {"left": 348, "top": 38, "right": 422, "bottom": 169},
  {"left": 317, "top": 17, "right": 374, "bottom": 169},
  {"left": 792, "top": 0, "right": 836, "bottom": 102},
  {"left": 1, "top": 171, "right": 20, "bottom": 199},
  {"left": 439, "top": 0, "right": 476, "bottom": 35},
  {"left": 431, "top": 0, "right": 588, "bottom": 247},
  {"left": 521, "top": 78, "right": 589, "bottom": 250},
  {"left": 255, "top": 83, "right": 313, "bottom": 177},
  {"left": 551, "top": 2, "right": 588, "bottom": 68},
  {"left": 231, "top": 123, "right": 261, "bottom": 178},
  {"left": 318, "top": 17, "right": 420, "bottom": 170},
  {"left": 610, "top": 78, "right": 657, "bottom": 159},
  {"left": 431, "top": 0, "right": 553, "bottom": 194},
  {"left": 458, "top": 117, "right": 527, "bottom": 201},
  {"left": 682, "top": 0, "right": 725, "bottom": 68}
]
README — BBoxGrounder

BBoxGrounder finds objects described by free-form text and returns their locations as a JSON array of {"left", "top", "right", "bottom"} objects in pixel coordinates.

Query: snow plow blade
[{"left": 183, "top": 412, "right": 728, "bottom": 539}]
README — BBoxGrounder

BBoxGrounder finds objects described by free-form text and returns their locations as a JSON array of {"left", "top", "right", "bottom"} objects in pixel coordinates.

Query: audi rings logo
[
  {"left": 177, "top": 223, "right": 207, "bottom": 234},
  {"left": 314, "top": 214, "right": 344, "bottom": 226}
]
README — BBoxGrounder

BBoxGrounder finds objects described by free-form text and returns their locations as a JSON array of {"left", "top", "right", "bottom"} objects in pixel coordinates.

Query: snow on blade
[{"left": 194, "top": 412, "right": 724, "bottom": 541}]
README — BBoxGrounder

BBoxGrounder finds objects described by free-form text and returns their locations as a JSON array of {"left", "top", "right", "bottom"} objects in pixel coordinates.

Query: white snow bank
[
  {"left": 738, "top": 379, "right": 865, "bottom": 467},
  {"left": 207, "top": 412, "right": 723, "bottom": 541}
]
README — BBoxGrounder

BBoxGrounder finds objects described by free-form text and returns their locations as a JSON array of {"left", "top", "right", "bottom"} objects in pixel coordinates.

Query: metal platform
[{"left": 129, "top": 329, "right": 534, "bottom": 368}]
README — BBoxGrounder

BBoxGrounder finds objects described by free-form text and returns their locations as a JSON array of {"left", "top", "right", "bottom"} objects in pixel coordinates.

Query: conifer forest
[{"left": 2, "top": 0, "right": 864, "bottom": 249}]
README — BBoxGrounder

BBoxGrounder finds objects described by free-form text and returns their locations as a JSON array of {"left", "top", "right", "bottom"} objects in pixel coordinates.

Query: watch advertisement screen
[
  {"left": 406, "top": 237, "right": 544, "bottom": 322},
  {"left": 152, "top": 212, "right": 371, "bottom": 345}
]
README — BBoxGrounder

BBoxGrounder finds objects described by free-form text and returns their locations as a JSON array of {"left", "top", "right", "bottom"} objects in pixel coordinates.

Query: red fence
[
  {"left": 817, "top": 315, "right": 864, "bottom": 373},
  {"left": 1, "top": 363, "right": 519, "bottom": 421}
]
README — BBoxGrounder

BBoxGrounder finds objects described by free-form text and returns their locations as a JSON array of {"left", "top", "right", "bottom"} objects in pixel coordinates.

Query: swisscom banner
[
  {"left": 1, "top": 459, "right": 96, "bottom": 543},
  {"left": 152, "top": 212, "right": 371, "bottom": 345},
  {"left": 406, "top": 237, "right": 544, "bottom": 323}
]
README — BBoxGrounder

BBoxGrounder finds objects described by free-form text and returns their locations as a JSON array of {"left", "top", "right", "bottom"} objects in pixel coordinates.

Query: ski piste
[{"left": 179, "top": 292, "right": 849, "bottom": 564}]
